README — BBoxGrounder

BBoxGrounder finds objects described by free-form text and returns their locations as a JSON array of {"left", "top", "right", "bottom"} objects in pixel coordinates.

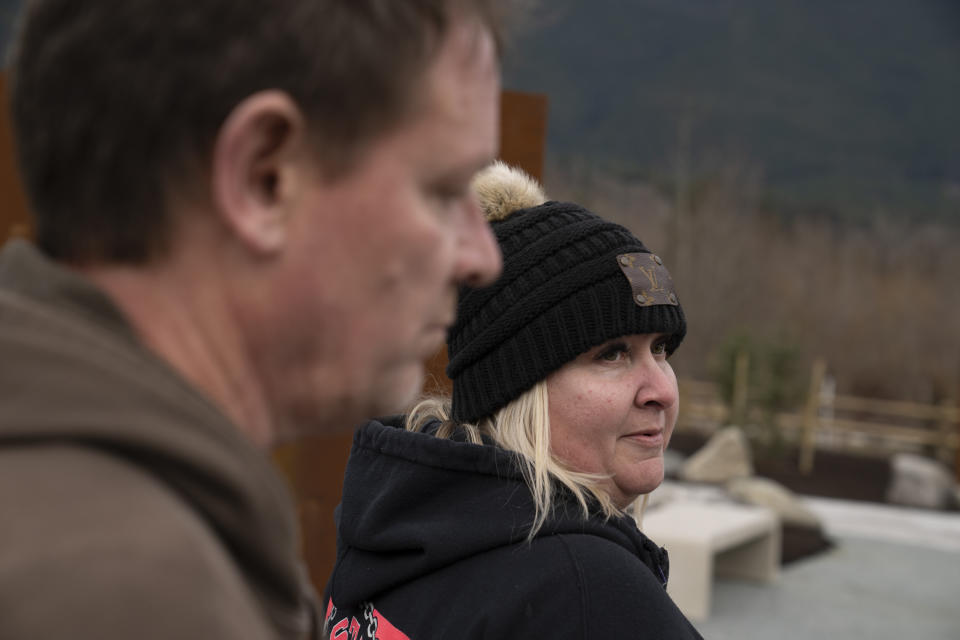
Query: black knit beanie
[{"left": 447, "top": 162, "right": 686, "bottom": 424}]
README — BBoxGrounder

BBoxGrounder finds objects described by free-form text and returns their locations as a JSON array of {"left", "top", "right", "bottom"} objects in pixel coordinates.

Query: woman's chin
[{"left": 614, "top": 462, "right": 665, "bottom": 504}]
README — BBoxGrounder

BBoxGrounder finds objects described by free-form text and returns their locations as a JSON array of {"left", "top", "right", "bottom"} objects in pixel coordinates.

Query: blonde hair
[{"left": 407, "top": 381, "right": 630, "bottom": 538}]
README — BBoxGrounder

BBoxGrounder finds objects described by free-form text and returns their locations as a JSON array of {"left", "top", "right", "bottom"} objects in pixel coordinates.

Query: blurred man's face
[{"left": 264, "top": 15, "right": 502, "bottom": 435}]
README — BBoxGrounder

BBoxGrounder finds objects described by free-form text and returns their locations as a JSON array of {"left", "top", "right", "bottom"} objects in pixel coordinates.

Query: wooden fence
[{"left": 676, "top": 368, "right": 960, "bottom": 481}]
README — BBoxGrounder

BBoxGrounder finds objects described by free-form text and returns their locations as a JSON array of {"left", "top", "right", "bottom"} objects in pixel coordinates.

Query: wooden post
[
  {"left": 731, "top": 351, "right": 749, "bottom": 426},
  {"left": 935, "top": 396, "right": 955, "bottom": 467},
  {"left": 799, "top": 359, "right": 827, "bottom": 475},
  {"left": 955, "top": 377, "right": 960, "bottom": 483},
  {"left": 956, "top": 388, "right": 960, "bottom": 483},
  {"left": 955, "top": 410, "right": 960, "bottom": 484}
]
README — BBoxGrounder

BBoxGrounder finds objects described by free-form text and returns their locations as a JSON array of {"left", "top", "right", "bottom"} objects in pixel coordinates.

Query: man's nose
[{"left": 454, "top": 196, "right": 502, "bottom": 289}]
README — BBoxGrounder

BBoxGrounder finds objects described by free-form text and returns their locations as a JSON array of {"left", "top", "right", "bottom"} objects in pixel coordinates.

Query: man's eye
[
  {"left": 433, "top": 186, "right": 467, "bottom": 208},
  {"left": 651, "top": 340, "right": 668, "bottom": 356}
]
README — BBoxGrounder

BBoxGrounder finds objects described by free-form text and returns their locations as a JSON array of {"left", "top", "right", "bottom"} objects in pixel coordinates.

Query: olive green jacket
[{"left": 0, "top": 240, "right": 318, "bottom": 639}]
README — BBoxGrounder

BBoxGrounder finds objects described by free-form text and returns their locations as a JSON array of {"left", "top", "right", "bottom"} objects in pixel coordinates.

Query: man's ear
[{"left": 211, "top": 90, "right": 307, "bottom": 255}]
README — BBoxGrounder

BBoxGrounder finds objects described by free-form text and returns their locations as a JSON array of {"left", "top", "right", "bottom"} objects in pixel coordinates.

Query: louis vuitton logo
[
  {"left": 616, "top": 253, "right": 679, "bottom": 308},
  {"left": 636, "top": 264, "right": 663, "bottom": 292}
]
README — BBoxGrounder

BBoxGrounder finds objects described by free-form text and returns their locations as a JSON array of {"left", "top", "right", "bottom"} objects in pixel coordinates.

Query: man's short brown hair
[{"left": 8, "top": 0, "right": 505, "bottom": 264}]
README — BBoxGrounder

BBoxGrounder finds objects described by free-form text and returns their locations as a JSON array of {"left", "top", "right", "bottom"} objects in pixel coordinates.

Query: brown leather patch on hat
[{"left": 616, "top": 253, "right": 679, "bottom": 307}]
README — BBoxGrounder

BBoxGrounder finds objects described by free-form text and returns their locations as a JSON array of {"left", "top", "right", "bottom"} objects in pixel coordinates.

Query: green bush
[{"left": 710, "top": 332, "right": 806, "bottom": 454}]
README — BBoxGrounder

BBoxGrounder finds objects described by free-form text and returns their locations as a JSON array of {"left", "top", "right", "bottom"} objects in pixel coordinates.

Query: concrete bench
[{"left": 641, "top": 501, "right": 781, "bottom": 621}]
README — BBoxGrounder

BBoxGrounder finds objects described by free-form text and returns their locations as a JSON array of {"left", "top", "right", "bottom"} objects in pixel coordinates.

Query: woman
[{"left": 324, "top": 162, "right": 702, "bottom": 639}]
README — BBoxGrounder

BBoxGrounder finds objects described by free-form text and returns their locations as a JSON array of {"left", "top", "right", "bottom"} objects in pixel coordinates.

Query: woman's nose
[{"left": 634, "top": 358, "right": 679, "bottom": 411}]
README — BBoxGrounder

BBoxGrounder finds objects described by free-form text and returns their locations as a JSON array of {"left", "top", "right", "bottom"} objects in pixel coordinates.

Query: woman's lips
[{"left": 623, "top": 429, "right": 664, "bottom": 448}]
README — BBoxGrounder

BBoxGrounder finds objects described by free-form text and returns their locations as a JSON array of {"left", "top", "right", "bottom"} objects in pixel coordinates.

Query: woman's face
[{"left": 546, "top": 333, "right": 679, "bottom": 509}]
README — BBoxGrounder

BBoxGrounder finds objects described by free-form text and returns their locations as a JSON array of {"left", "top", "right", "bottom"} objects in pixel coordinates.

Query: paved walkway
[
  {"left": 804, "top": 495, "right": 960, "bottom": 553},
  {"left": 654, "top": 484, "right": 960, "bottom": 639},
  {"left": 695, "top": 534, "right": 960, "bottom": 639}
]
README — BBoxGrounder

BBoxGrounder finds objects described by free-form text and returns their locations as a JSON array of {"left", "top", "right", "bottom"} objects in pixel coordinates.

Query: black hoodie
[{"left": 325, "top": 417, "right": 703, "bottom": 639}]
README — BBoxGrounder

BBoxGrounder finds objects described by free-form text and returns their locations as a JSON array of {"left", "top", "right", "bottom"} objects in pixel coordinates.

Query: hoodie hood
[
  {"left": 0, "top": 240, "right": 315, "bottom": 637},
  {"left": 329, "top": 417, "right": 668, "bottom": 606}
]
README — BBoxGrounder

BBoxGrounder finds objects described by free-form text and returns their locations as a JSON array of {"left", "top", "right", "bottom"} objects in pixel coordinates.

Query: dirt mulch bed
[
  {"left": 668, "top": 431, "right": 892, "bottom": 504},
  {"left": 668, "top": 430, "right": 960, "bottom": 564},
  {"left": 667, "top": 431, "right": 899, "bottom": 565}
]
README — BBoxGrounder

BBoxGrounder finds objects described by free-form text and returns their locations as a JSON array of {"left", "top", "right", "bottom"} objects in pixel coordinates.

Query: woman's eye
[
  {"left": 651, "top": 340, "right": 668, "bottom": 356},
  {"left": 597, "top": 344, "right": 628, "bottom": 362}
]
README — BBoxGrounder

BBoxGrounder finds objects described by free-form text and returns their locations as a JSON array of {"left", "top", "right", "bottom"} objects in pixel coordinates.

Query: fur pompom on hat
[
  {"left": 447, "top": 162, "right": 686, "bottom": 424},
  {"left": 472, "top": 160, "right": 548, "bottom": 221}
]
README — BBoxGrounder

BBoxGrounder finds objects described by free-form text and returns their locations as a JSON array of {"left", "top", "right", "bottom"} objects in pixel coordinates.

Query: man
[{"left": 0, "top": 1, "right": 504, "bottom": 637}]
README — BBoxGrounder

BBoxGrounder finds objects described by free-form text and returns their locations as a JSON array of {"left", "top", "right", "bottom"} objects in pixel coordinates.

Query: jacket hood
[
  {"left": 329, "top": 417, "right": 668, "bottom": 606},
  {"left": 0, "top": 240, "right": 314, "bottom": 636}
]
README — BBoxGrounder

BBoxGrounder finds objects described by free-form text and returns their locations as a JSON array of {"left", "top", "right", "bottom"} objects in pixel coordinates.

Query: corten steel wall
[
  {"left": 0, "top": 73, "right": 31, "bottom": 243},
  {"left": 422, "top": 89, "right": 548, "bottom": 397},
  {"left": 278, "top": 89, "right": 549, "bottom": 593}
]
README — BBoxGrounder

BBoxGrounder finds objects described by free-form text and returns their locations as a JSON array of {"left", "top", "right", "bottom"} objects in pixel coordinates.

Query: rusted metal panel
[
  {"left": 285, "top": 90, "right": 549, "bottom": 592},
  {"left": 422, "top": 90, "right": 548, "bottom": 396},
  {"left": 0, "top": 73, "right": 32, "bottom": 244}
]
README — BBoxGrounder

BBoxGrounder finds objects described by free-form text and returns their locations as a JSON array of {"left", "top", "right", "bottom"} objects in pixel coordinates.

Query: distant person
[
  {"left": 0, "top": 1, "right": 504, "bottom": 638},
  {"left": 324, "top": 162, "right": 702, "bottom": 638}
]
